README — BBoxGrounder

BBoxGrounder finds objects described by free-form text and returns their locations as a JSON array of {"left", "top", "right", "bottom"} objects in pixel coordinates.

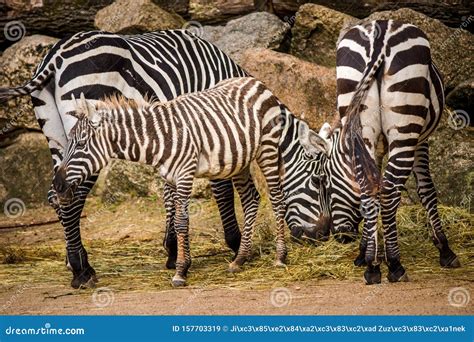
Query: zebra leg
[
  {"left": 210, "top": 179, "right": 243, "bottom": 256},
  {"left": 162, "top": 182, "right": 178, "bottom": 269},
  {"left": 380, "top": 152, "right": 414, "bottom": 283},
  {"left": 171, "top": 177, "right": 193, "bottom": 287},
  {"left": 228, "top": 169, "right": 260, "bottom": 272},
  {"left": 413, "top": 143, "right": 460, "bottom": 268},
  {"left": 354, "top": 223, "right": 369, "bottom": 267},
  {"left": 361, "top": 194, "right": 382, "bottom": 284},
  {"left": 257, "top": 154, "right": 288, "bottom": 266},
  {"left": 58, "top": 176, "right": 99, "bottom": 288}
]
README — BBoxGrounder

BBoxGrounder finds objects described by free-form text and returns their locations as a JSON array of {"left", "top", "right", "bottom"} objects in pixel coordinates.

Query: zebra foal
[{"left": 52, "top": 77, "right": 288, "bottom": 286}]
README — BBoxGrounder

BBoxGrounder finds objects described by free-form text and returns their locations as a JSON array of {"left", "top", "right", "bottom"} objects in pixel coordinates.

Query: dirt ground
[
  {"left": 0, "top": 279, "right": 473, "bottom": 315},
  {"left": 0, "top": 198, "right": 472, "bottom": 315}
]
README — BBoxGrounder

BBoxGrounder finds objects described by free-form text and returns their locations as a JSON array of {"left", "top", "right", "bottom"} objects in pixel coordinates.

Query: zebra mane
[{"left": 97, "top": 94, "right": 152, "bottom": 112}]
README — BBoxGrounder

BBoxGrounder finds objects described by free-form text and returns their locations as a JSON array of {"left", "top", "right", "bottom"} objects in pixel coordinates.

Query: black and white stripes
[
  {"left": 301, "top": 19, "right": 460, "bottom": 284},
  {"left": 53, "top": 77, "right": 289, "bottom": 286},
  {"left": 0, "top": 29, "right": 326, "bottom": 287}
]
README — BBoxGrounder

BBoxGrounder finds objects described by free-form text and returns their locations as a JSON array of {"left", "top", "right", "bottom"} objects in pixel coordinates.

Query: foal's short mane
[{"left": 97, "top": 94, "right": 155, "bottom": 112}]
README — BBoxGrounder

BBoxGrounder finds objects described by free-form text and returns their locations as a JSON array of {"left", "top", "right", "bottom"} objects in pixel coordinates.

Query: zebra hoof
[
  {"left": 387, "top": 271, "right": 409, "bottom": 283},
  {"left": 364, "top": 265, "right": 381, "bottom": 285},
  {"left": 387, "top": 261, "right": 408, "bottom": 283},
  {"left": 354, "top": 253, "right": 367, "bottom": 267},
  {"left": 274, "top": 260, "right": 287, "bottom": 268},
  {"left": 228, "top": 262, "right": 242, "bottom": 273},
  {"left": 71, "top": 266, "right": 97, "bottom": 289},
  {"left": 171, "top": 275, "right": 187, "bottom": 287},
  {"left": 442, "top": 257, "right": 461, "bottom": 268},
  {"left": 440, "top": 249, "right": 461, "bottom": 268},
  {"left": 165, "top": 258, "right": 176, "bottom": 270}
]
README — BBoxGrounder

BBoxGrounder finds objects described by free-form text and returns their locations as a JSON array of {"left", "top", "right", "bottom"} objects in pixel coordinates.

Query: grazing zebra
[
  {"left": 300, "top": 20, "right": 460, "bottom": 284},
  {"left": 0, "top": 30, "right": 327, "bottom": 288},
  {"left": 53, "top": 77, "right": 289, "bottom": 287},
  {"left": 0, "top": 30, "right": 245, "bottom": 288}
]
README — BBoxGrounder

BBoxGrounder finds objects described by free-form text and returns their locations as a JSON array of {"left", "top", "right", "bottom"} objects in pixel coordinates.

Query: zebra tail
[
  {"left": 0, "top": 50, "right": 56, "bottom": 103},
  {"left": 341, "top": 47, "right": 385, "bottom": 197}
]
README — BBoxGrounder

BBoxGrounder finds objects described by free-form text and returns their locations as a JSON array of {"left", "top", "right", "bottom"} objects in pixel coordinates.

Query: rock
[
  {"left": 0, "top": 35, "right": 59, "bottom": 134},
  {"left": 94, "top": 0, "right": 185, "bottom": 34},
  {"left": 201, "top": 12, "right": 290, "bottom": 64},
  {"left": 404, "top": 114, "right": 473, "bottom": 212},
  {"left": 270, "top": 1, "right": 474, "bottom": 33},
  {"left": 192, "top": 179, "right": 212, "bottom": 199},
  {"left": 152, "top": 0, "right": 189, "bottom": 16},
  {"left": 0, "top": 0, "right": 114, "bottom": 49},
  {"left": 366, "top": 8, "right": 474, "bottom": 92},
  {"left": 96, "top": 160, "right": 212, "bottom": 203},
  {"left": 0, "top": 132, "right": 52, "bottom": 206},
  {"left": 98, "top": 160, "right": 158, "bottom": 203},
  {"left": 446, "top": 79, "right": 473, "bottom": 122},
  {"left": 189, "top": 0, "right": 255, "bottom": 24},
  {"left": 290, "top": 3, "right": 356, "bottom": 67},
  {"left": 240, "top": 48, "right": 337, "bottom": 129}
]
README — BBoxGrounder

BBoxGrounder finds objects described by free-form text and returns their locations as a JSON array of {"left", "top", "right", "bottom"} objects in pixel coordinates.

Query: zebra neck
[{"left": 108, "top": 105, "right": 172, "bottom": 167}]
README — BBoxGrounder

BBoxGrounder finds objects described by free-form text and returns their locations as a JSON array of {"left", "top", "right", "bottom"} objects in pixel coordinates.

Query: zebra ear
[
  {"left": 67, "top": 94, "right": 85, "bottom": 119},
  {"left": 78, "top": 93, "right": 102, "bottom": 127},
  {"left": 318, "top": 122, "right": 332, "bottom": 140},
  {"left": 298, "top": 121, "right": 330, "bottom": 157}
]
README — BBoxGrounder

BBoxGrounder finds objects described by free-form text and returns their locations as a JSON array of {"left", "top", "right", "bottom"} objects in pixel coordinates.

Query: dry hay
[{"left": 0, "top": 200, "right": 472, "bottom": 292}]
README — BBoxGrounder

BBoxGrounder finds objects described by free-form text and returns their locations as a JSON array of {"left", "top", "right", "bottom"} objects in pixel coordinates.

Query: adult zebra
[
  {"left": 300, "top": 20, "right": 460, "bottom": 284},
  {"left": 0, "top": 30, "right": 326, "bottom": 288}
]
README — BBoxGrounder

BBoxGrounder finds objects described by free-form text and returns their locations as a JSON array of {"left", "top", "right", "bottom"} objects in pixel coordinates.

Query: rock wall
[{"left": 0, "top": 1, "right": 472, "bottom": 211}]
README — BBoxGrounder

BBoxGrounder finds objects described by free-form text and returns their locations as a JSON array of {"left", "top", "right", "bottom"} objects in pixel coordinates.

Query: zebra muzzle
[{"left": 53, "top": 170, "right": 78, "bottom": 204}]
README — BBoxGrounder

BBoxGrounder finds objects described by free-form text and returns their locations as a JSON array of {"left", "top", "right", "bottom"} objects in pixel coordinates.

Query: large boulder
[
  {"left": 94, "top": 0, "right": 185, "bottom": 34},
  {"left": 271, "top": 1, "right": 474, "bottom": 32},
  {"left": 428, "top": 116, "right": 473, "bottom": 211},
  {"left": 240, "top": 48, "right": 336, "bottom": 129},
  {"left": 96, "top": 160, "right": 158, "bottom": 203},
  {"left": 290, "top": 4, "right": 355, "bottom": 67},
  {"left": 0, "top": 0, "right": 113, "bottom": 49},
  {"left": 404, "top": 114, "right": 473, "bottom": 211},
  {"left": 0, "top": 133, "right": 52, "bottom": 207},
  {"left": 202, "top": 12, "right": 290, "bottom": 64},
  {"left": 366, "top": 8, "right": 474, "bottom": 93},
  {"left": 446, "top": 79, "right": 473, "bottom": 125},
  {"left": 0, "top": 35, "right": 58, "bottom": 133},
  {"left": 96, "top": 160, "right": 212, "bottom": 203},
  {"left": 189, "top": 0, "right": 255, "bottom": 24}
]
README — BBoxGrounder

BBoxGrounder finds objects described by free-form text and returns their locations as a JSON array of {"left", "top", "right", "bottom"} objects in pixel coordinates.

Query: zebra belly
[{"left": 194, "top": 149, "right": 257, "bottom": 179}]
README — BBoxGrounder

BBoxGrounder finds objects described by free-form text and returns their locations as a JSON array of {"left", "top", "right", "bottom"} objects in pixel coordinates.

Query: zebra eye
[{"left": 76, "top": 139, "right": 86, "bottom": 148}]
